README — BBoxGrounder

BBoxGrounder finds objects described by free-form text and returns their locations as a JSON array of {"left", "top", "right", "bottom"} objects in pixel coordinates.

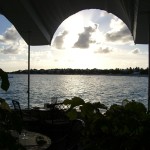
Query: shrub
[{"left": 63, "top": 97, "right": 150, "bottom": 150}]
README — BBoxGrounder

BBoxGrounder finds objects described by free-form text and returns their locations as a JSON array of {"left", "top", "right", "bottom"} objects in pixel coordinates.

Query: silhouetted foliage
[
  {"left": 0, "top": 69, "right": 10, "bottom": 91},
  {"left": 0, "top": 69, "right": 24, "bottom": 149},
  {"left": 63, "top": 97, "right": 150, "bottom": 150}
]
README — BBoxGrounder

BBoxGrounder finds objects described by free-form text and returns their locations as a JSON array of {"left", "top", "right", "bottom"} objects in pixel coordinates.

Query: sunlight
[
  {"left": 61, "top": 48, "right": 101, "bottom": 69},
  {"left": 62, "top": 12, "right": 85, "bottom": 34},
  {"left": 63, "top": 33, "right": 78, "bottom": 48},
  {"left": 90, "top": 28, "right": 105, "bottom": 44}
]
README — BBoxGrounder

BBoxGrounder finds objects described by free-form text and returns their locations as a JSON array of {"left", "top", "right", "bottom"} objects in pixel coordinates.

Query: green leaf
[
  {"left": 70, "top": 97, "right": 85, "bottom": 109},
  {"left": 66, "top": 109, "right": 78, "bottom": 120},
  {"left": 63, "top": 99, "right": 72, "bottom": 105},
  {"left": 92, "top": 102, "right": 107, "bottom": 110},
  {"left": 0, "top": 98, "right": 11, "bottom": 111},
  {"left": 0, "top": 69, "right": 10, "bottom": 91},
  {"left": 125, "top": 100, "right": 147, "bottom": 117},
  {"left": 80, "top": 102, "right": 95, "bottom": 117}
]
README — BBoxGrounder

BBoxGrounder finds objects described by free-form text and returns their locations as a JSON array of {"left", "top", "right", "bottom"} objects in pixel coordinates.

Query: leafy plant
[
  {"left": 63, "top": 97, "right": 150, "bottom": 150},
  {"left": 63, "top": 97, "right": 108, "bottom": 149},
  {"left": 63, "top": 96, "right": 107, "bottom": 120},
  {"left": 0, "top": 68, "right": 10, "bottom": 91},
  {"left": 0, "top": 69, "right": 24, "bottom": 149}
]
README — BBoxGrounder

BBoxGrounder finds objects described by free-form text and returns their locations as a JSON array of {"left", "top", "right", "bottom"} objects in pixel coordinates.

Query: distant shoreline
[
  {"left": 9, "top": 67, "right": 148, "bottom": 76},
  {"left": 9, "top": 73, "right": 148, "bottom": 77}
]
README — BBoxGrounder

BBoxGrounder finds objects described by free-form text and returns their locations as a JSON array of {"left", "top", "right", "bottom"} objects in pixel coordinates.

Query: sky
[{"left": 0, "top": 9, "right": 148, "bottom": 72}]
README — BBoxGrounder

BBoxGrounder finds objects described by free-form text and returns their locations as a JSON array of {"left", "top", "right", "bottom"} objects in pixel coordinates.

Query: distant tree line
[{"left": 10, "top": 67, "right": 148, "bottom": 75}]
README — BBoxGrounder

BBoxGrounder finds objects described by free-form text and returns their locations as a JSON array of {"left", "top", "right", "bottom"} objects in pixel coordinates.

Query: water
[{"left": 0, "top": 74, "right": 148, "bottom": 109}]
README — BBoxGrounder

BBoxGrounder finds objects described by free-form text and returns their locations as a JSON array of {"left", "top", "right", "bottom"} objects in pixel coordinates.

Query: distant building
[{"left": 132, "top": 71, "right": 140, "bottom": 75}]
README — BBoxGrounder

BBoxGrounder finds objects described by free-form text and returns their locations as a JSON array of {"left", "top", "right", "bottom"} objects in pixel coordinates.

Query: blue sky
[{"left": 0, "top": 9, "right": 148, "bottom": 72}]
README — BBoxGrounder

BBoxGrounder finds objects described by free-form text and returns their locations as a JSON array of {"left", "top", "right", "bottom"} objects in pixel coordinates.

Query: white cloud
[
  {"left": 105, "top": 17, "right": 133, "bottom": 44},
  {"left": 110, "top": 17, "right": 124, "bottom": 31},
  {"left": 131, "top": 48, "right": 141, "bottom": 54},
  {"left": 99, "top": 10, "right": 108, "bottom": 17},
  {"left": 52, "top": 30, "right": 68, "bottom": 49},
  {"left": 94, "top": 46, "right": 113, "bottom": 54},
  {"left": 0, "top": 26, "right": 19, "bottom": 43},
  {"left": 0, "top": 25, "right": 27, "bottom": 54},
  {"left": 73, "top": 25, "right": 97, "bottom": 48}
]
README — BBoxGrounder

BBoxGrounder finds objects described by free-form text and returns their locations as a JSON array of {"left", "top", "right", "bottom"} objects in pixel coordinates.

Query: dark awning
[
  {"left": 0, "top": 0, "right": 143, "bottom": 45},
  {"left": 134, "top": 0, "right": 150, "bottom": 44}
]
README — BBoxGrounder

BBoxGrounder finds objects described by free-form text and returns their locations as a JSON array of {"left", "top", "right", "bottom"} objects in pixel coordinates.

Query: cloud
[
  {"left": 0, "top": 26, "right": 27, "bottom": 54},
  {"left": 106, "top": 26, "right": 132, "bottom": 43},
  {"left": 94, "top": 46, "right": 113, "bottom": 54},
  {"left": 109, "top": 17, "right": 124, "bottom": 31},
  {"left": 52, "top": 30, "right": 68, "bottom": 49},
  {"left": 131, "top": 48, "right": 141, "bottom": 54},
  {"left": 1, "top": 45, "right": 20, "bottom": 54},
  {"left": 105, "top": 17, "right": 133, "bottom": 44},
  {"left": 73, "top": 25, "right": 97, "bottom": 49},
  {"left": 0, "top": 26, "right": 20, "bottom": 44},
  {"left": 99, "top": 10, "right": 108, "bottom": 17}
]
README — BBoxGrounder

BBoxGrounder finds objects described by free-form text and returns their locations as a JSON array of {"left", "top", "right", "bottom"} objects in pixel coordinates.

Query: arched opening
[{"left": 51, "top": 9, "right": 147, "bottom": 70}]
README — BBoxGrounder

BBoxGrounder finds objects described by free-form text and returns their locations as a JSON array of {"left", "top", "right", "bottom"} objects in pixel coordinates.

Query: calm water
[{"left": 0, "top": 74, "right": 148, "bottom": 109}]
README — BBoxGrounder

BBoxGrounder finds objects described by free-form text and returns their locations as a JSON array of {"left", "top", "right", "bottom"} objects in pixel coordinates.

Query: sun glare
[
  {"left": 62, "top": 13, "right": 84, "bottom": 34},
  {"left": 63, "top": 33, "right": 78, "bottom": 48}
]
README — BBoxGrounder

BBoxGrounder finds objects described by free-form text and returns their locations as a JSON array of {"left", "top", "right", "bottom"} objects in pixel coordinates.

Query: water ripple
[{"left": 0, "top": 74, "right": 148, "bottom": 109}]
